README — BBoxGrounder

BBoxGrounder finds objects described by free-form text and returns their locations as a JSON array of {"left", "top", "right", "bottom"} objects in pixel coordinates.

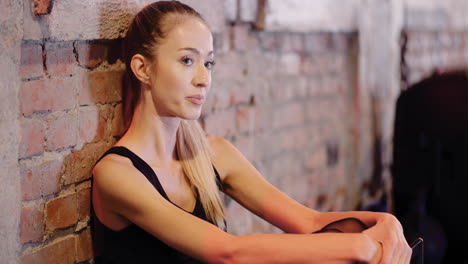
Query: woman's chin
[{"left": 181, "top": 111, "right": 201, "bottom": 121}]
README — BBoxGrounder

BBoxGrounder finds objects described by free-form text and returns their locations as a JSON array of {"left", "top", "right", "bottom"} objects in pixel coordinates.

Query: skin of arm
[
  {"left": 208, "top": 135, "right": 405, "bottom": 263},
  {"left": 93, "top": 154, "right": 380, "bottom": 264}
]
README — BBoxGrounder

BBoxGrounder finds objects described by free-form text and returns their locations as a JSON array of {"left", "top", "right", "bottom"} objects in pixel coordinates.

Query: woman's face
[{"left": 147, "top": 16, "right": 214, "bottom": 120}]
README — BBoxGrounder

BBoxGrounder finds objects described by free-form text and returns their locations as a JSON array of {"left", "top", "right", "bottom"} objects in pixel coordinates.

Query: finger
[
  {"left": 396, "top": 240, "right": 411, "bottom": 264},
  {"left": 380, "top": 243, "right": 394, "bottom": 264},
  {"left": 405, "top": 244, "right": 413, "bottom": 264},
  {"left": 395, "top": 245, "right": 405, "bottom": 264}
]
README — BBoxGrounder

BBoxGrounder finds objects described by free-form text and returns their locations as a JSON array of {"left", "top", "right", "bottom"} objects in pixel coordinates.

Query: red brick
[
  {"left": 279, "top": 33, "right": 304, "bottom": 53},
  {"left": 20, "top": 164, "right": 41, "bottom": 201},
  {"left": 304, "top": 148, "right": 327, "bottom": 171},
  {"left": 77, "top": 187, "right": 91, "bottom": 220},
  {"left": 258, "top": 32, "right": 280, "bottom": 51},
  {"left": 19, "top": 117, "right": 45, "bottom": 158},
  {"left": 20, "top": 202, "right": 45, "bottom": 244},
  {"left": 232, "top": 135, "right": 255, "bottom": 161},
  {"left": 40, "top": 160, "right": 63, "bottom": 197},
  {"left": 272, "top": 102, "right": 304, "bottom": 130},
  {"left": 331, "top": 187, "right": 347, "bottom": 212},
  {"left": 33, "top": 0, "right": 52, "bottom": 15},
  {"left": 76, "top": 228, "right": 93, "bottom": 262},
  {"left": 45, "top": 113, "right": 78, "bottom": 151},
  {"left": 208, "top": 87, "right": 230, "bottom": 111},
  {"left": 45, "top": 194, "right": 78, "bottom": 231},
  {"left": 20, "top": 42, "right": 44, "bottom": 79},
  {"left": 253, "top": 107, "right": 266, "bottom": 133},
  {"left": 300, "top": 55, "right": 322, "bottom": 75},
  {"left": 79, "top": 71, "right": 122, "bottom": 105},
  {"left": 212, "top": 53, "right": 245, "bottom": 81},
  {"left": 20, "top": 78, "right": 75, "bottom": 116},
  {"left": 79, "top": 105, "right": 107, "bottom": 144},
  {"left": 111, "top": 104, "right": 125, "bottom": 137},
  {"left": 202, "top": 109, "right": 236, "bottom": 137},
  {"left": 228, "top": 83, "right": 250, "bottom": 106},
  {"left": 20, "top": 236, "right": 76, "bottom": 264},
  {"left": 63, "top": 141, "right": 113, "bottom": 185},
  {"left": 231, "top": 23, "right": 250, "bottom": 51},
  {"left": 304, "top": 33, "right": 333, "bottom": 55},
  {"left": 21, "top": 160, "right": 62, "bottom": 201},
  {"left": 45, "top": 42, "right": 76, "bottom": 76},
  {"left": 236, "top": 106, "right": 254, "bottom": 133},
  {"left": 278, "top": 128, "right": 307, "bottom": 152},
  {"left": 278, "top": 53, "right": 301, "bottom": 75},
  {"left": 75, "top": 42, "right": 107, "bottom": 69},
  {"left": 270, "top": 77, "right": 296, "bottom": 103}
]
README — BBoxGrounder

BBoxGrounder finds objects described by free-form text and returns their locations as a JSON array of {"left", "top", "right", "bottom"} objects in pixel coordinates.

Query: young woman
[{"left": 91, "top": 1, "right": 411, "bottom": 263}]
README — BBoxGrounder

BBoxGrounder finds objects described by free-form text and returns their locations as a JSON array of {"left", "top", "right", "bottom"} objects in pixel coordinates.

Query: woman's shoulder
[
  {"left": 94, "top": 149, "right": 133, "bottom": 175},
  {"left": 206, "top": 134, "right": 248, "bottom": 179},
  {"left": 206, "top": 134, "right": 239, "bottom": 158},
  {"left": 92, "top": 146, "right": 143, "bottom": 189}
]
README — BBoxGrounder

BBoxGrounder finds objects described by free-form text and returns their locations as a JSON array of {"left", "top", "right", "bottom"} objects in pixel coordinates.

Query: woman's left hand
[{"left": 362, "top": 213, "right": 412, "bottom": 264}]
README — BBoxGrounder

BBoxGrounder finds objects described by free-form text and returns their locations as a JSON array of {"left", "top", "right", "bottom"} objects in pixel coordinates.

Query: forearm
[{"left": 224, "top": 232, "right": 377, "bottom": 264}]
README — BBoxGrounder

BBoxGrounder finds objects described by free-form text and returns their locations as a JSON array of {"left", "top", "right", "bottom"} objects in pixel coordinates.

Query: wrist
[{"left": 360, "top": 234, "right": 382, "bottom": 264}]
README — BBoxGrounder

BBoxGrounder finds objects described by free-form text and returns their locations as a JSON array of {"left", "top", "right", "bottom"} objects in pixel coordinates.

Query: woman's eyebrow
[{"left": 178, "top": 47, "right": 214, "bottom": 56}]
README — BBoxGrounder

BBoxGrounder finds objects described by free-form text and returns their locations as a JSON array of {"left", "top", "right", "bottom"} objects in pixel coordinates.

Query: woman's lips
[{"left": 186, "top": 95, "right": 204, "bottom": 105}]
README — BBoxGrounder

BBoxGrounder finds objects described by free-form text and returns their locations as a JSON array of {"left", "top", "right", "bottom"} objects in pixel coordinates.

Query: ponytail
[{"left": 176, "top": 120, "right": 225, "bottom": 229}]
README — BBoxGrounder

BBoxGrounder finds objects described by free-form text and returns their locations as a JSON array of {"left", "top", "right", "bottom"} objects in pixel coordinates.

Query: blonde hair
[
  {"left": 176, "top": 120, "right": 225, "bottom": 229},
  {"left": 122, "top": 1, "right": 225, "bottom": 228}
]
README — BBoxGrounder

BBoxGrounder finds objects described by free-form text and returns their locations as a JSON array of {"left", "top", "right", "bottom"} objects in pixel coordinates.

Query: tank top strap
[
  {"left": 98, "top": 146, "right": 170, "bottom": 201},
  {"left": 98, "top": 146, "right": 224, "bottom": 198}
]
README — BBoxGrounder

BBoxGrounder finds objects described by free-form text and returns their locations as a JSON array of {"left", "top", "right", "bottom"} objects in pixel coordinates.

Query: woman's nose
[{"left": 192, "top": 64, "right": 209, "bottom": 88}]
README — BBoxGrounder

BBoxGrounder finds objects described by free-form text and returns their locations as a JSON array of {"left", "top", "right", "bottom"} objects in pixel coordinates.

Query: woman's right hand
[{"left": 368, "top": 237, "right": 383, "bottom": 264}]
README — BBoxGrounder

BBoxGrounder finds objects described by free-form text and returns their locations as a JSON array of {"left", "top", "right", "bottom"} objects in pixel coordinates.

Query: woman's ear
[{"left": 130, "top": 54, "right": 152, "bottom": 85}]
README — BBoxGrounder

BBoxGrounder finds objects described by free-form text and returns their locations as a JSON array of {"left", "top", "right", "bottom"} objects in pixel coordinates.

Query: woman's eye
[
  {"left": 205, "top": 61, "right": 216, "bottom": 69},
  {"left": 181, "top": 57, "right": 193, "bottom": 65}
]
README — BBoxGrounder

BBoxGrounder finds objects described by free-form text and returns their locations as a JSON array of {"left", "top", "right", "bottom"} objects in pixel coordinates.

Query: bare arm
[
  {"left": 93, "top": 156, "right": 379, "bottom": 264},
  {"left": 208, "top": 135, "right": 409, "bottom": 263}
]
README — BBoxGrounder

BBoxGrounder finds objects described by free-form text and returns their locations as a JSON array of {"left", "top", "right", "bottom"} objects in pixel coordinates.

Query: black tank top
[{"left": 91, "top": 146, "right": 225, "bottom": 264}]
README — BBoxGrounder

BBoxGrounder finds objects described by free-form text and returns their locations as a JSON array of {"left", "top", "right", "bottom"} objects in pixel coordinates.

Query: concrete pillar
[
  {"left": 357, "top": 0, "right": 404, "bottom": 209},
  {"left": 0, "top": 0, "right": 23, "bottom": 263}
]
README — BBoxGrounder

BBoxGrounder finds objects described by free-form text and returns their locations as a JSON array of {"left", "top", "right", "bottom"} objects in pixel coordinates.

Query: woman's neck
[{"left": 118, "top": 99, "right": 180, "bottom": 166}]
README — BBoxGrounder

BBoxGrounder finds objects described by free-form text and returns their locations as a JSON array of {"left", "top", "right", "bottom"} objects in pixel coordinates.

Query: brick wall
[
  {"left": 9, "top": 0, "right": 468, "bottom": 263},
  {"left": 18, "top": 20, "right": 360, "bottom": 264},
  {"left": 402, "top": 30, "right": 468, "bottom": 88},
  {"left": 402, "top": 0, "right": 468, "bottom": 87},
  {"left": 16, "top": 1, "right": 361, "bottom": 262},
  {"left": 209, "top": 28, "right": 358, "bottom": 234},
  {"left": 18, "top": 39, "right": 122, "bottom": 263}
]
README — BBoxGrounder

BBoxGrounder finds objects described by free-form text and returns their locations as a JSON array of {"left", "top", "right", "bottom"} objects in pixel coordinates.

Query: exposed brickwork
[
  {"left": 75, "top": 41, "right": 107, "bottom": 69},
  {"left": 45, "top": 193, "right": 79, "bottom": 231},
  {"left": 111, "top": 103, "right": 125, "bottom": 137},
  {"left": 32, "top": 0, "right": 53, "bottom": 15},
  {"left": 402, "top": 30, "right": 468, "bottom": 88},
  {"left": 75, "top": 228, "right": 93, "bottom": 262},
  {"left": 79, "top": 71, "right": 123, "bottom": 105},
  {"left": 19, "top": 117, "right": 45, "bottom": 158},
  {"left": 20, "top": 159, "right": 62, "bottom": 201},
  {"left": 20, "top": 236, "right": 76, "bottom": 264},
  {"left": 16, "top": 3, "right": 364, "bottom": 261},
  {"left": 19, "top": 77, "right": 76, "bottom": 116},
  {"left": 63, "top": 141, "right": 113, "bottom": 185},
  {"left": 10, "top": 2, "right": 468, "bottom": 263},
  {"left": 20, "top": 42, "right": 44, "bottom": 79},
  {"left": 45, "top": 42, "right": 76, "bottom": 77},
  {"left": 77, "top": 187, "right": 91, "bottom": 220},
  {"left": 78, "top": 105, "right": 107, "bottom": 145},
  {"left": 20, "top": 201, "right": 45, "bottom": 243},
  {"left": 45, "top": 113, "right": 78, "bottom": 151}
]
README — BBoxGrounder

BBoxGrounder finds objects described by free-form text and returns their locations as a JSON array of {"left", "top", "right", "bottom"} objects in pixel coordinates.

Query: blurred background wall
[{"left": 1, "top": 0, "right": 467, "bottom": 263}]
